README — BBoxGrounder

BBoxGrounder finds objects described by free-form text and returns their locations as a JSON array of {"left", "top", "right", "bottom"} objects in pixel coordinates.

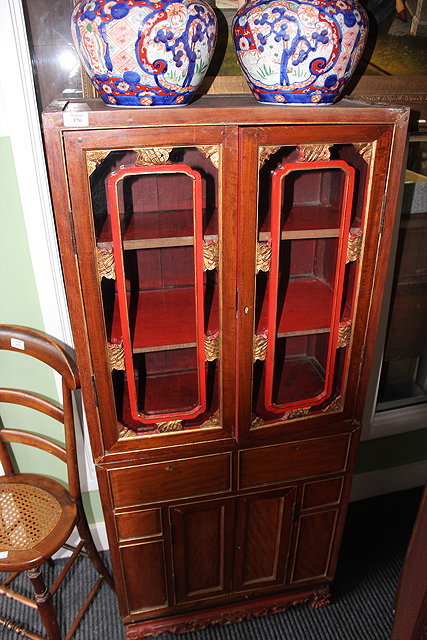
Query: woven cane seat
[{"left": 0, "top": 474, "right": 77, "bottom": 570}]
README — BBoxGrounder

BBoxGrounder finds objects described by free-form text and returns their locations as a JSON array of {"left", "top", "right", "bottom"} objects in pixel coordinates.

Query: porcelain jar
[
  {"left": 232, "top": 0, "right": 368, "bottom": 105},
  {"left": 71, "top": 0, "right": 217, "bottom": 106}
]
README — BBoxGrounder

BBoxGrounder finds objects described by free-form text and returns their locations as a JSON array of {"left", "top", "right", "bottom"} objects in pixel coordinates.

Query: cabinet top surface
[{"left": 43, "top": 94, "right": 409, "bottom": 130}]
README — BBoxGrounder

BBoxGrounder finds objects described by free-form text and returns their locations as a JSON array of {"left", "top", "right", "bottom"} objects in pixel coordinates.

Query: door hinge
[
  {"left": 68, "top": 209, "right": 77, "bottom": 255},
  {"left": 91, "top": 374, "right": 99, "bottom": 408},
  {"left": 379, "top": 192, "right": 387, "bottom": 234},
  {"left": 235, "top": 288, "right": 239, "bottom": 316}
]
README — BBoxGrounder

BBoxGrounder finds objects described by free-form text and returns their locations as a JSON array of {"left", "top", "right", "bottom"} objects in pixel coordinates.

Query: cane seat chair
[{"left": 0, "top": 325, "right": 114, "bottom": 640}]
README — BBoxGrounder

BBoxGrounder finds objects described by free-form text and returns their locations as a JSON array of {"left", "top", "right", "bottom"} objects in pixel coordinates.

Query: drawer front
[
  {"left": 239, "top": 433, "right": 350, "bottom": 489},
  {"left": 302, "top": 477, "right": 344, "bottom": 510},
  {"left": 110, "top": 453, "right": 231, "bottom": 507},
  {"left": 116, "top": 508, "right": 162, "bottom": 541}
]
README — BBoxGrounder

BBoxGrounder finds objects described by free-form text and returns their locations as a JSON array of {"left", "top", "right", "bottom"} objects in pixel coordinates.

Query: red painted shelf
[
  {"left": 257, "top": 276, "right": 350, "bottom": 336},
  {"left": 97, "top": 209, "right": 217, "bottom": 249},
  {"left": 109, "top": 287, "right": 219, "bottom": 351},
  {"left": 271, "top": 355, "right": 326, "bottom": 406}
]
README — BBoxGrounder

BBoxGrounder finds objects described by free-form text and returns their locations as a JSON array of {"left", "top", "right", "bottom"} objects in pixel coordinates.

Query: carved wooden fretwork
[
  {"left": 205, "top": 333, "right": 220, "bottom": 361},
  {"left": 201, "top": 411, "right": 220, "bottom": 429},
  {"left": 256, "top": 240, "right": 272, "bottom": 273},
  {"left": 346, "top": 231, "right": 363, "bottom": 263},
  {"left": 310, "top": 586, "right": 331, "bottom": 609},
  {"left": 337, "top": 321, "right": 352, "bottom": 348},
  {"left": 97, "top": 247, "right": 116, "bottom": 280},
  {"left": 297, "top": 144, "right": 331, "bottom": 162},
  {"left": 197, "top": 145, "right": 220, "bottom": 169},
  {"left": 353, "top": 142, "right": 373, "bottom": 165},
  {"left": 258, "top": 145, "right": 282, "bottom": 168},
  {"left": 284, "top": 407, "right": 310, "bottom": 420},
  {"left": 108, "top": 342, "right": 125, "bottom": 371},
  {"left": 86, "top": 150, "right": 111, "bottom": 176},
  {"left": 322, "top": 395, "right": 344, "bottom": 414},
  {"left": 135, "top": 147, "right": 172, "bottom": 166},
  {"left": 253, "top": 333, "right": 268, "bottom": 362},
  {"left": 157, "top": 420, "right": 183, "bottom": 433},
  {"left": 203, "top": 240, "right": 219, "bottom": 270}
]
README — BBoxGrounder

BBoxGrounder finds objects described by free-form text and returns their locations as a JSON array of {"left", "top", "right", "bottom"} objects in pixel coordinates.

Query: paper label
[
  {"left": 11, "top": 338, "right": 25, "bottom": 350},
  {"left": 0, "top": 551, "right": 8, "bottom": 559},
  {"left": 63, "top": 112, "right": 89, "bottom": 128}
]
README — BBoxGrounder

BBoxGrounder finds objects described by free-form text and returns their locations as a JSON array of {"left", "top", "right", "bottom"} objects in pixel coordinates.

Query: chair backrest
[{"left": 0, "top": 325, "right": 81, "bottom": 500}]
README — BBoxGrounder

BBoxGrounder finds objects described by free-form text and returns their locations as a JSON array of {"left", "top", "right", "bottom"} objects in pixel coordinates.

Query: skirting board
[
  {"left": 350, "top": 461, "right": 427, "bottom": 502},
  {"left": 55, "top": 462, "right": 427, "bottom": 556}
]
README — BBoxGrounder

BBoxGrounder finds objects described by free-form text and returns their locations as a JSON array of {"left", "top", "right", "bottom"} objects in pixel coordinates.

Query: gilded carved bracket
[
  {"left": 346, "top": 231, "right": 363, "bottom": 263},
  {"left": 253, "top": 333, "right": 268, "bottom": 362},
  {"left": 203, "top": 240, "right": 219, "bottom": 271},
  {"left": 205, "top": 332, "right": 220, "bottom": 361},
  {"left": 297, "top": 144, "right": 331, "bottom": 162},
  {"left": 196, "top": 145, "right": 220, "bottom": 169},
  {"left": 135, "top": 147, "right": 172, "bottom": 166},
  {"left": 157, "top": 420, "right": 183, "bottom": 433},
  {"left": 258, "top": 145, "right": 282, "bottom": 168},
  {"left": 353, "top": 142, "right": 373, "bottom": 165},
  {"left": 256, "top": 240, "right": 272, "bottom": 273},
  {"left": 97, "top": 247, "right": 116, "bottom": 281},
  {"left": 337, "top": 321, "right": 352, "bottom": 348},
  {"left": 108, "top": 342, "right": 125, "bottom": 371}
]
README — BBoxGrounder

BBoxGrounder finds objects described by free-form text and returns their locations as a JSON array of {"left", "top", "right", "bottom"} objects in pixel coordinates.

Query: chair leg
[
  {"left": 76, "top": 504, "right": 115, "bottom": 590},
  {"left": 27, "top": 566, "right": 61, "bottom": 640}
]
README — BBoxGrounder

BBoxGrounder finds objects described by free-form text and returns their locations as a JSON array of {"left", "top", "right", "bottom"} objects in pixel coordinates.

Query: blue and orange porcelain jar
[
  {"left": 232, "top": 0, "right": 368, "bottom": 105},
  {"left": 71, "top": 0, "right": 217, "bottom": 106}
]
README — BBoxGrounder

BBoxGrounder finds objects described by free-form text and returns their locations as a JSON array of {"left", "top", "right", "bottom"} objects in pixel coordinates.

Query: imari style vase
[
  {"left": 71, "top": 0, "right": 217, "bottom": 106},
  {"left": 232, "top": 0, "right": 368, "bottom": 105}
]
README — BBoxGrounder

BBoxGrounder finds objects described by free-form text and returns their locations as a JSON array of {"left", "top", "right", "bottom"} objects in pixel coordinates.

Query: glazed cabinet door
[
  {"left": 62, "top": 125, "right": 238, "bottom": 454},
  {"left": 237, "top": 124, "right": 393, "bottom": 437}
]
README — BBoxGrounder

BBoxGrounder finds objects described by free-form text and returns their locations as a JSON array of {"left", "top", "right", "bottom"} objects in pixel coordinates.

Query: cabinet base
[{"left": 125, "top": 585, "right": 331, "bottom": 638}]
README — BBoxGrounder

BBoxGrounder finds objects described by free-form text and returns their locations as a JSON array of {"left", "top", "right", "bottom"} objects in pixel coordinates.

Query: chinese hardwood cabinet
[{"left": 42, "top": 96, "right": 408, "bottom": 638}]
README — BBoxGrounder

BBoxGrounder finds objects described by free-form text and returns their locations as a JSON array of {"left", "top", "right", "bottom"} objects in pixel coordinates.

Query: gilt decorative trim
[
  {"left": 253, "top": 333, "right": 268, "bottom": 362},
  {"left": 197, "top": 145, "right": 220, "bottom": 169},
  {"left": 337, "top": 321, "right": 352, "bottom": 348},
  {"left": 135, "top": 147, "right": 172, "bottom": 166},
  {"left": 118, "top": 425, "right": 138, "bottom": 439},
  {"left": 86, "top": 150, "right": 111, "bottom": 175},
  {"left": 252, "top": 415, "right": 268, "bottom": 427},
  {"left": 108, "top": 342, "right": 125, "bottom": 371},
  {"left": 353, "top": 142, "right": 373, "bottom": 165},
  {"left": 346, "top": 230, "right": 363, "bottom": 263},
  {"left": 203, "top": 240, "right": 219, "bottom": 270},
  {"left": 297, "top": 144, "right": 331, "bottom": 162},
  {"left": 97, "top": 247, "right": 116, "bottom": 280},
  {"left": 284, "top": 407, "right": 310, "bottom": 420},
  {"left": 322, "top": 395, "right": 344, "bottom": 413},
  {"left": 256, "top": 240, "right": 272, "bottom": 273},
  {"left": 259, "top": 145, "right": 282, "bottom": 168},
  {"left": 205, "top": 332, "right": 220, "bottom": 361},
  {"left": 201, "top": 411, "right": 220, "bottom": 428},
  {"left": 157, "top": 420, "right": 183, "bottom": 433}
]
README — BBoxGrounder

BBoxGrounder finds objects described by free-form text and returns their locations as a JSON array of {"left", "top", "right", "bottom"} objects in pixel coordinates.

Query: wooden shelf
[
  {"left": 97, "top": 209, "right": 217, "bottom": 249},
  {"left": 271, "top": 355, "right": 326, "bottom": 406},
  {"left": 110, "top": 287, "right": 218, "bottom": 352},
  {"left": 257, "top": 276, "right": 349, "bottom": 336},
  {"left": 259, "top": 204, "right": 341, "bottom": 240}
]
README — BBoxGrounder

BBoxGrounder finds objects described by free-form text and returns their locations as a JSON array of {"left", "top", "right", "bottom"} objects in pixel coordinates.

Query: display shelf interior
[
  {"left": 109, "top": 287, "right": 218, "bottom": 352},
  {"left": 97, "top": 209, "right": 218, "bottom": 249},
  {"left": 271, "top": 354, "right": 326, "bottom": 406},
  {"left": 256, "top": 276, "right": 350, "bottom": 337}
]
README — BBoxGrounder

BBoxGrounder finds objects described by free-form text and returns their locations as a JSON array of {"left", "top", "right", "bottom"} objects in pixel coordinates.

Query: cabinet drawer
[
  {"left": 239, "top": 433, "right": 350, "bottom": 489},
  {"left": 116, "top": 508, "right": 162, "bottom": 540},
  {"left": 110, "top": 453, "right": 231, "bottom": 507}
]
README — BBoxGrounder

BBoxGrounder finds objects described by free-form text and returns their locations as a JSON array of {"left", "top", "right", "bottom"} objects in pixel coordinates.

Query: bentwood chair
[{"left": 0, "top": 325, "right": 114, "bottom": 640}]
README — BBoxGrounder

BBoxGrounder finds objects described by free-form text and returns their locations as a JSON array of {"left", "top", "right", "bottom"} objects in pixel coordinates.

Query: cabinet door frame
[
  {"left": 236, "top": 124, "right": 395, "bottom": 441},
  {"left": 61, "top": 125, "right": 239, "bottom": 457}
]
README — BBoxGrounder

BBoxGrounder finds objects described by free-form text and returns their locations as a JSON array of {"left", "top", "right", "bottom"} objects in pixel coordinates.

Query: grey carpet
[{"left": 0, "top": 487, "right": 422, "bottom": 640}]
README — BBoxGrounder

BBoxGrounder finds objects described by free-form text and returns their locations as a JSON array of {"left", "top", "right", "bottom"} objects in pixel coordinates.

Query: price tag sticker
[
  {"left": 11, "top": 338, "right": 25, "bottom": 350},
  {"left": 63, "top": 112, "right": 89, "bottom": 128},
  {"left": 0, "top": 551, "right": 8, "bottom": 559}
]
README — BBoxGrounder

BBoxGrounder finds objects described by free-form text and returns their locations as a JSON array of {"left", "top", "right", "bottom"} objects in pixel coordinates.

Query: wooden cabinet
[{"left": 42, "top": 96, "right": 408, "bottom": 637}]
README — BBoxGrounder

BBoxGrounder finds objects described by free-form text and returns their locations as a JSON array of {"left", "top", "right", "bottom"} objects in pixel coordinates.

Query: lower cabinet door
[
  {"left": 120, "top": 539, "right": 168, "bottom": 613},
  {"left": 169, "top": 497, "right": 235, "bottom": 605},
  {"left": 290, "top": 508, "right": 339, "bottom": 584},
  {"left": 233, "top": 487, "right": 296, "bottom": 591}
]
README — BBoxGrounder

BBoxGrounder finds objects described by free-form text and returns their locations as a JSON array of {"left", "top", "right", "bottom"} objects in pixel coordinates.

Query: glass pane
[
  {"left": 377, "top": 137, "right": 427, "bottom": 411},
  {"left": 253, "top": 144, "right": 366, "bottom": 422},
  {"left": 91, "top": 147, "right": 219, "bottom": 435}
]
